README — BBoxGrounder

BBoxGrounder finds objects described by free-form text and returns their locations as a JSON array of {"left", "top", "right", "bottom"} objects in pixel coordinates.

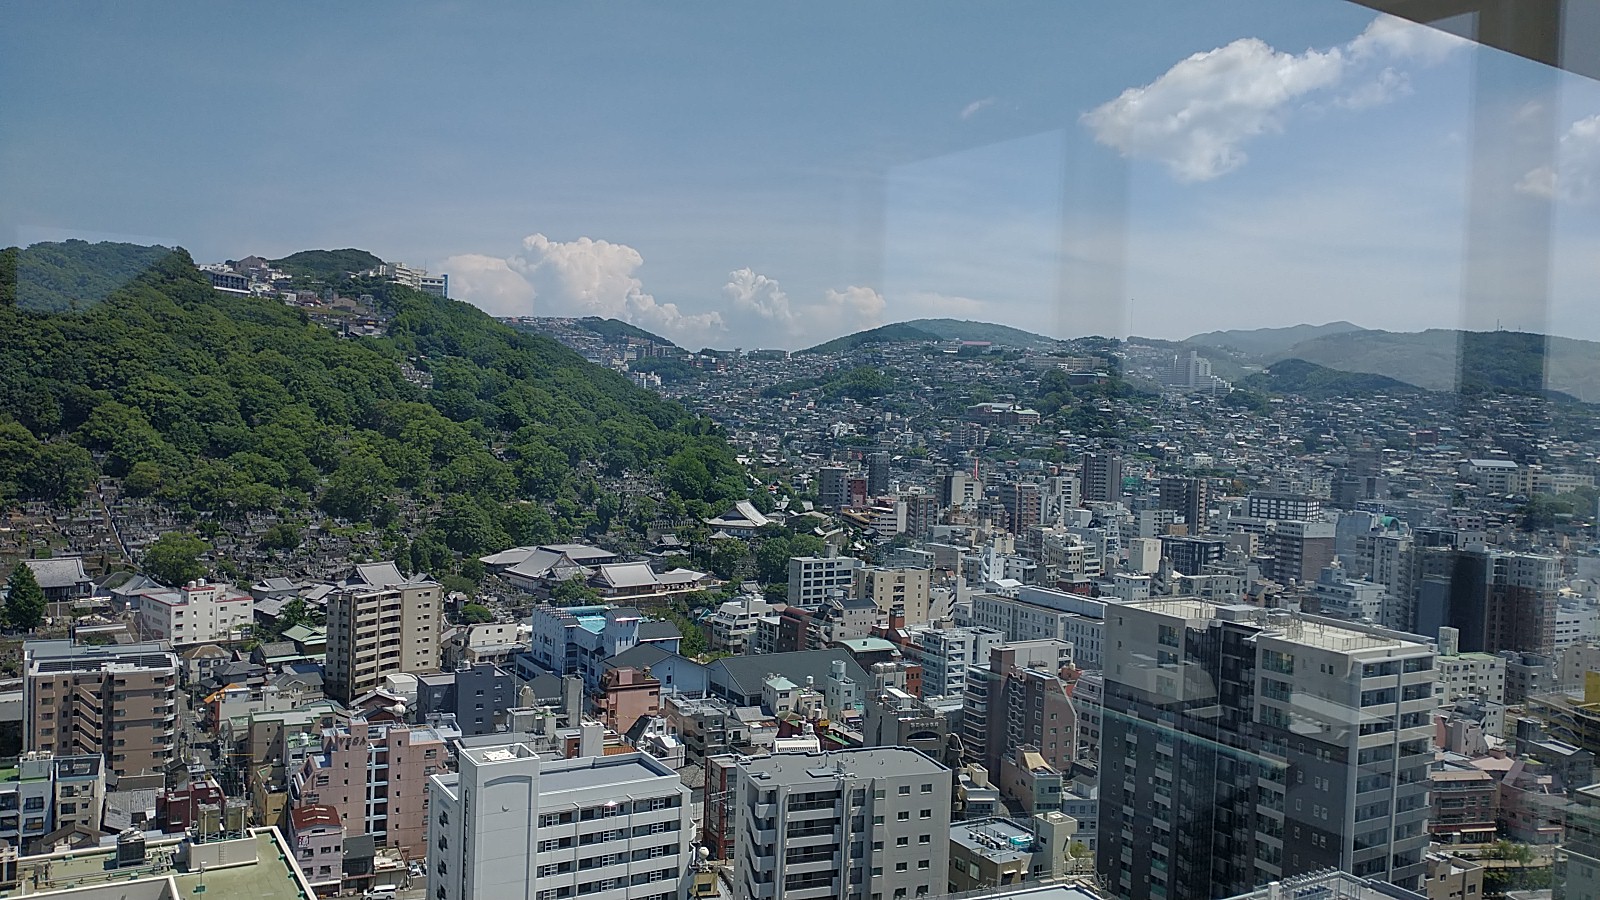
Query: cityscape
[{"left": 5, "top": 2, "right": 1600, "bottom": 900}]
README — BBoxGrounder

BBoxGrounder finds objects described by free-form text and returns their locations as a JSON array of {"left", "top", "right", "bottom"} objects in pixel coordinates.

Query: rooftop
[
  {"left": 952, "top": 817, "right": 1039, "bottom": 862},
  {"left": 8, "top": 829, "right": 316, "bottom": 900},
  {"left": 737, "top": 746, "right": 946, "bottom": 784}
]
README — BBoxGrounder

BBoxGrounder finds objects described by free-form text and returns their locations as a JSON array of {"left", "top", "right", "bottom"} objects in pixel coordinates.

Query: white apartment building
[
  {"left": 427, "top": 744, "right": 692, "bottom": 900},
  {"left": 788, "top": 555, "right": 860, "bottom": 606},
  {"left": 733, "top": 747, "right": 951, "bottom": 900},
  {"left": 1436, "top": 627, "right": 1506, "bottom": 706},
  {"left": 904, "top": 624, "right": 1004, "bottom": 698},
  {"left": 707, "top": 594, "right": 778, "bottom": 654},
  {"left": 1558, "top": 600, "right": 1600, "bottom": 650},
  {"left": 966, "top": 586, "right": 1106, "bottom": 669},
  {"left": 134, "top": 580, "right": 251, "bottom": 646}
]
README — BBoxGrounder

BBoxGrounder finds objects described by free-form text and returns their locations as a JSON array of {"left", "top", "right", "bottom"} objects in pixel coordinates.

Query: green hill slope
[
  {"left": 1186, "top": 321, "right": 1367, "bottom": 356},
  {"left": 799, "top": 323, "right": 940, "bottom": 354},
  {"left": 270, "top": 248, "right": 384, "bottom": 281},
  {"left": 1267, "top": 328, "right": 1600, "bottom": 403},
  {"left": 0, "top": 242, "right": 748, "bottom": 565},
  {"left": 903, "top": 318, "right": 1061, "bottom": 350}
]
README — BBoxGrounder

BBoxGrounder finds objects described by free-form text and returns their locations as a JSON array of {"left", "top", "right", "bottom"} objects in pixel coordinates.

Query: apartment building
[
  {"left": 1098, "top": 600, "right": 1437, "bottom": 899},
  {"left": 134, "top": 579, "right": 252, "bottom": 646},
  {"left": 788, "top": 554, "right": 861, "bottom": 607},
  {"left": 324, "top": 565, "right": 442, "bottom": 704},
  {"left": 854, "top": 566, "right": 933, "bottom": 626},
  {"left": 289, "top": 715, "right": 450, "bottom": 860},
  {"left": 902, "top": 624, "right": 1004, "bottom": 698},
  {"left": 962, "top": 645, "right": 1078, "bottom": 779},
  {"left": 23, "top": 640, "right": 179, "bottom": 783},
  {"left": 427, "top": 743, "right": 692, "bottom": 900},
  {"left": 733, "top": 747, "right": 952, "bottom": 900}
]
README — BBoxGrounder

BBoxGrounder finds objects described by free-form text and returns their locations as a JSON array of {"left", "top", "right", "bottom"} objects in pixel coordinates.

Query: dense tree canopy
[{"left": 0, "top": 242, "right": 752, "bottom": 574}]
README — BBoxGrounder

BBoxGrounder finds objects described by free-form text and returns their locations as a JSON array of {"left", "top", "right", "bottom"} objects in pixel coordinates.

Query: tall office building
[
  {"left": 1081, "top": 453, "right": 1123, "bottom": 504},
  {"left": 999, "top": 481, "right": 1045, "bottom": 533},
  {"left": 1414, "top": 548, "right": 1559, "bottom": 656},
  {"left": 23, "top": 640, "right": 179, "bottom": 783},
  {"left": 733, "top": 747, "right": 952, "bottom": 900},
  {"left": 867, "top": 451, "right": 891, "bottom": 497},
  {"left": 428, "top": 742, "right": 692, "bottom": 900},
  {"left": 1158, "top": 476, "right": 1209, "bottom": 535},
  {"left": 325, "top": 565, "right": 443, "bottom": 704},
  {"left": 1098, "top": 600, "right": 1436, "bottom": 899}
]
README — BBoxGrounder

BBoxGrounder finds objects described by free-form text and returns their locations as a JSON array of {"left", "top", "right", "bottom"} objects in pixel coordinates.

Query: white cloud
[
  {"left": 1082, "top": 38, "right": 1345, "bottom": 182},
  {"left": 1337, "top": 67, "right": 1411, "bottom": 110},
  {"left": 1349, "top": 14, "right": 1468, "bottom": 65},
  {"left": 1518, "top": 115, "right": 1600, "bottom": 204},
  {"left": 445, "top": 233, "right": 724, "bottom": 344},
  {"left": 960, "top": 97, "right": 996, "bottom": 120},
  {"left": 441, "top": 252, "right": 536, "bottom": 317},
  {"left": 723, "top": 267, "right": 794, "bottom": 324},
  {"left": 820, "top": 285, "right": 887, "bottom": 332},
  {"left": 905, "top": 291, "right": 987, "bottom": 319},
  {"left": 1083, "top": 14, "right": 1465, "bottom": 182}
]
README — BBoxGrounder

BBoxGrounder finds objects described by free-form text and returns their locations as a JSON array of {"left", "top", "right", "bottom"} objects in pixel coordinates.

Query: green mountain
[
  {"left": 576, "top": 317, "right": 678, "bottom": 348},
  {"left": 0, "top": 242, "right": 748, "bottom": 569},
  {"left": 1185, "top": 321, "right": 1367, "bottom": 356},
  {"left": 5, "top": 240, "right": 178, "bottom": 313},
  {"left": 799, "top": 323, "right": 941, "bottom": 355},
  {"left": 1265, "top": 328, "right": 1600, "bottom": 403},
  {"left": 1237, "top": 358, "right": 1425, "bottom": 400},
  {"left": 270, "top": 248, "right": 384, "bottom": 282},
  {"left": 903, "top": 318, "right": 1061, "bottom": 350}
]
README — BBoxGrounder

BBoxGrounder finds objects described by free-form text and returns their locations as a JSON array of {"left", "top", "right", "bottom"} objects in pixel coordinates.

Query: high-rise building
[
  {"left": 1158, "top": 476, "right": 1210, "bottom": 535},
  {"left": 290, "top": 714, "right": 448, "bottom": 861},
  {"left": 941, "top": 472, "right": 982, "bottom": 510},
  {"left": 428, "top": 742, "right": 692, "bottom": 900},
  {"left": 325, "top": 565, "right": 443, "bottom": 704},
  {"left": 1098, "top": 600, "right": 1436, "bottom": 899},
  {"left": 1159, "top": 535, "right": 1228, "bottom": 577},
  {"left": 1267, "top": 519, "right": 1337, "bottom": 585},
  {"left": 999, "top": 481, "right": 1045, "bottom": 533},
  {"left": 867, "top": 451, "right": 891, "bottom": 496},
  {"left": 1414, "top": 548, "right": 1559, "bottom": 656},
  {"left": 23, "top": 640, "right": 179, "bottom": 783},
  {"left": 962, "top": 644, "right": 1078, "bottom": 778},
  {"left": 1081, "top": 454, "right": 1123, "bottom": 504},
  {"left": 732, "top": 747, "right": 952, "bottom": 900},
  {"left": 819, "top": 466, "right": 850, "bottom": 510}
]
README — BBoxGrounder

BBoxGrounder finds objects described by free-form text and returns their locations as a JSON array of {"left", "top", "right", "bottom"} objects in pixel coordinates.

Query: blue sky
[{"left": 3, "top": 2, "right": 1598, "bottom": 349}]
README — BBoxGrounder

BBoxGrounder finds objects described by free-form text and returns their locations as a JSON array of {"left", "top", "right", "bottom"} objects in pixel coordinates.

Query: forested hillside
[{"left": 0, "top": 242, "right": 749, "bottom": 573}]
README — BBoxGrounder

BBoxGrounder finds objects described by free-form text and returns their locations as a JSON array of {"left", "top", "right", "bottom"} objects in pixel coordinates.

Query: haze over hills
[
  {"left": 1185, "top": 321, "right": 1368, "bottom": 357},
  {"left": 799, "top": 318, "right": 1060, "bottom": 355}
]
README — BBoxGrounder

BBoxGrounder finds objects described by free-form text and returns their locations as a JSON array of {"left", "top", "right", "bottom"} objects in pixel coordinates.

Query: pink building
[
  {"left": 599, "top": 666, "right": 661, "bottom": 735},
  {"left": 289, "top": 715, "right": 448, "bottom": 862}
]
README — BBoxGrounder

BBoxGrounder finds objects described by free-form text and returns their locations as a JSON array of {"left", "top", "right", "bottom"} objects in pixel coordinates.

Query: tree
[
  {"left": 142, "top": 531, "right": 210, "bottom": 586},
  {"left": 4, "top": 562, "right": 45, "bottom": 631},
  {"left": 549, "top": 578, "right": 600, "bottom": 606},
  {"left": 459, "top": 603, "right": 494, "bottom": 624}
]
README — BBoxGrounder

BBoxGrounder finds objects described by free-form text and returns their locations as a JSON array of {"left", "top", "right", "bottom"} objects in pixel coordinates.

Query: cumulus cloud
[
  {"left": 723, "top": 267, "right": 794, "bottom": 325},
  {"left": 1083, "top": 14, "right": 1464, "bottom": 182},
  {"left": 960, "top": 97, "right": 996, "bottom": 120},
  {"left": 441, "top": 253, "right": 536, "bottom": 317},
  {"left": 446, "top": 233, "right": 724, "bottom": 344},
  {"left": 820, "top": 285, "right": 887, "bottom": 332},
  {"left": 1349, "top": 14, "right": 1468, "bottom": 65},
  {"left": 1518, "top": 114, "right": 1600, "bottom": 204}
]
